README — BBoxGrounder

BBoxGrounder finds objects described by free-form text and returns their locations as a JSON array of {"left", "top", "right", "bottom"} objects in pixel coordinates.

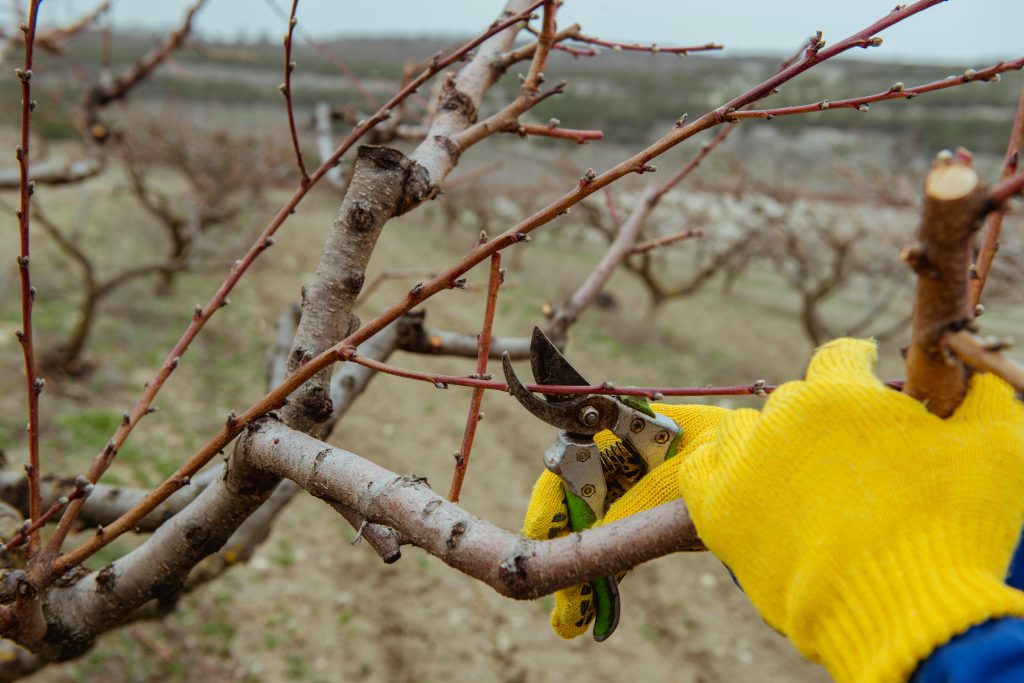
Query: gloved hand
[
  {"left": 522, "top": 402, "right": 729, "bottom": 638},
  {"left": 678, "top": 339, "right": 1024, "bottom": 683}
]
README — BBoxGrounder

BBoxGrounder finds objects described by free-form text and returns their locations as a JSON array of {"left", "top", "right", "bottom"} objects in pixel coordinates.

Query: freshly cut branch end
[{"left": 903, "top": 153, "right": 989, "bottom": 417}]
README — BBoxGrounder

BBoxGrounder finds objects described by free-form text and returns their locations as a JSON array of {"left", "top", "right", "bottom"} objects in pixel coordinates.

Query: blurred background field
[{"left": 1, "top": 16, "right": 1023, "bottom": 683}]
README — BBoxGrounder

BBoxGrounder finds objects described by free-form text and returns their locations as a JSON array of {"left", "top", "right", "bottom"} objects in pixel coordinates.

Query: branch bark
[{"left": 241, "top": 421, "right": 703, "bottom": 599}]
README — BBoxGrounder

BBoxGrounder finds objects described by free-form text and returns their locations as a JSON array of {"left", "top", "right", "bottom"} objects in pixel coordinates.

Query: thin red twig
[
  {"left": 447, "top": 253, "right": 503, "bottom": 503},
  {"left": 602, "top": 189, "right": 622, "bottom": 228},
  {"left": 553, "top": 42, "right": 596, "bottom": 58},
  {"left": 989, "top": 166, "right": 1024, "bottom": 206},
  {"left": 1, "top": 479, "right": 93, "bottom": 552},
  {"left": 516, "top": 122, "right": 603, "bottom": 143},
  {"left": 53, "top": 0, "right": 941, "bottom": 570},
  {"left": 652, "top": 124, "right": 735, "bottom": 202},
  {"left": 45, "top": 0, "right": 546, "bottom": 560},
  {"left": 571, "top": 32, "right": 722, "bottom": 56},
  {"left": 972, "top": 81, "right": 1024, "bottom": 308},
  {"left": 649, "top": 40, "right": 807, "bottom": 204},
  {"left": 261, "top": 0, "right": 380, "bottom": 109},
  {"left": 630, "top": 229, "right": 703, "bottom": 254},
  {"left": 15, "top": 0, "right": 44, "bottom": 556},
  {"left": 343, "top": 353, "right": 902, "bottom": 398},
  {"left": 281, "top": 0, "right": 309, "bottom": 185},
  {"left": 729, "top": 58, "right": 1023, "bottom": 121}
]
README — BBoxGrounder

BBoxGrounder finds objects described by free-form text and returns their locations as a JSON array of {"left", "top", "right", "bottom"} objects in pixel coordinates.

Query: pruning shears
[{"left": 502, "top": 327, "right": 684, "bottom": 641}]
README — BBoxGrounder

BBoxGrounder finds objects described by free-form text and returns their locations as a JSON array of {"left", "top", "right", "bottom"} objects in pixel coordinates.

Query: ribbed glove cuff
[{"left": 808, "top": 531, "right": 1024, "bottom": 683}]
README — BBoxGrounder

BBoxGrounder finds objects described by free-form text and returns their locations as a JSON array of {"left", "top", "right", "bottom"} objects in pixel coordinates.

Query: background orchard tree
[{"left": 1, "top": 1, "right": 1023, "bottom": 681}]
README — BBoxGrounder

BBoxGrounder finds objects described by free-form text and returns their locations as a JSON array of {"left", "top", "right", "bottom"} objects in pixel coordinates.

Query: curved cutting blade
[
  {"left": 502, "top": 351, "right": 616, "bottom": 433},
  {"left": 530, "top": 327, "right": 590, "bottom": 402}
]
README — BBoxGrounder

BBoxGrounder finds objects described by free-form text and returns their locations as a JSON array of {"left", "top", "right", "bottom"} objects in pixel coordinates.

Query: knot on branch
[{"left": 438, "top": 82, "right": 478, "bottom": 124}]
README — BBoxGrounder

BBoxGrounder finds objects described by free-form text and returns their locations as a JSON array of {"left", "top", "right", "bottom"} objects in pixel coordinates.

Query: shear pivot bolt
[
  {"left": 576, "top": 449, "right": 591, "bottom": 462},
  {"left": 654, "top": 430, "right": 671, "bottom": 444},
  {"left": 581, "top": 484, "right": 596, "bottom": 497},
  {"left": 630, "top": 418, "right": 645, "bottom": 433},
  {"left": 579, "top": 405, "right": 600, "bottom": 427}
]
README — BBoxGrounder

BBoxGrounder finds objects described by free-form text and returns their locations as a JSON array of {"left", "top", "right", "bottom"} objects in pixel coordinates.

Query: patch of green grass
[
  {"left": 285, "top": 653, "right": 311, "bottom": 680},
  {"left": 274, "top": 538, "right": 296, "bottom": 567}
]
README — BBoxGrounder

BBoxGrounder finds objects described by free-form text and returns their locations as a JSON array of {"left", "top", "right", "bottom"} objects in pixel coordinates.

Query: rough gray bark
[
  {"left": 32, "top": 452, "right": 278, "bottom": 662},
  {"left": 242, "top": 420, "right": 704, "bottom": 599},
  {"left": 284, "top": 145, "right": 432, "bottom": 433}
]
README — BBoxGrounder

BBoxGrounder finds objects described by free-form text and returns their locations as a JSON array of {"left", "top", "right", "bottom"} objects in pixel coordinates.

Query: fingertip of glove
[{"left": 804, "top": 338, "right": 880, "bottom": 385}]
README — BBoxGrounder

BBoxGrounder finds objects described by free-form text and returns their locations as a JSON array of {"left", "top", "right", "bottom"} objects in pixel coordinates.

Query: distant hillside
[{"left": 11, "top": 31, "right": 1022, "bottom": 155}]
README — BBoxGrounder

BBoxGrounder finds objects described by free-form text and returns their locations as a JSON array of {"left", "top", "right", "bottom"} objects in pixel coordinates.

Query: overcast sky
[{"left": 37, "top": 0, "right": 1024, "bottom": 64}]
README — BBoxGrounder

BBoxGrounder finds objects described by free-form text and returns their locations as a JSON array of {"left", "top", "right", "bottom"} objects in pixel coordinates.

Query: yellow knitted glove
[
  {"left": 522, "top": 402, "right": 729, "bottom": 638},
  {"left": 678, "top": 338, "right": 1024, "bottom": 683}
]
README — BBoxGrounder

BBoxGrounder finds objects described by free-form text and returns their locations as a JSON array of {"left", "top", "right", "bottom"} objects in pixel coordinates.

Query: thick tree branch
[
  {"left": 903, "top": 152, "right": 989, "bottom": 416},
  {"left": 242, "top": 421, "right": 704, "bottom": 599}
]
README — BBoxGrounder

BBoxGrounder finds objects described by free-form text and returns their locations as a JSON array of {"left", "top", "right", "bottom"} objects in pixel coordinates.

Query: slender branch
[
  {"left": 630, "top": 228, "right": 703, "bottom": 254},
  {"left": 512, "top": 122, "right": 603, "bottom": 144},
  {"left": 342, "top": 351, "right": 789, "bottom": 397},
  {"left": 451, "top": 2, "right": 562, "bottom": 153},
  {"left": 971, "top": 80, "right": 1024, "bottom": 308},
  {"left": 651, "top": 124, "right": 735, "bottom": 203},
  {"left": 944, "top": 331, "right": 1024, "bottom": 393},
  {"left": 82, "top": 0, "right": 208, "bottom": 138},
  {"left": 46, "top": 0, "right": 545, "bottom": 561},
  {"left": 15, "top": 0, "right": 44, "bottom": 557},
  {"left": 501, "top": 24, "right": 582, "bottom": 67},
  {"left": 54, "top": 0, "right": 940, "bottom": 571},
  {"left": 522, "top": 0, "right": 556, "bottom": 94},
  {"left": 34, "top": 0, "right": 108, "bottom": 54},
  {"left": 396, "top": 319, "right": 531, "bottom": 360},
  {"left": 730, "top": 58, "right": 1023, "bottom": 121},
  {"left": 989, "top": 167, "right": 1024, "bottom": 206},
  {"left": 448, "top": 252, "right": 502, "bottom": 502},
  {"left": 280, "top": 0, "right": 309, "bottom": 186},
  {"left": 603, "top": 189, "right": 622, "bottom": 228},
  {"left": 548, "top": 184, "right": 659, "bottom": 343},
  {"left": 260, "top": 0, "right": 379, "bottom": 109},
  {"left": 570, "top": 32, "right": 722, "bottom": 56}
]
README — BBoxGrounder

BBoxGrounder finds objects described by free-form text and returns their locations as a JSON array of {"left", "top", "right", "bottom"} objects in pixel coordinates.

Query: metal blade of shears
[{"left": 529, "top": 327, "right": 590, "bottom": 401}]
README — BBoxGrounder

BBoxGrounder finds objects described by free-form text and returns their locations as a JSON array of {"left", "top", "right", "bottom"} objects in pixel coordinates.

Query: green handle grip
[{"left": 565, "top": 489, "right": 620, "bottom": 641}]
